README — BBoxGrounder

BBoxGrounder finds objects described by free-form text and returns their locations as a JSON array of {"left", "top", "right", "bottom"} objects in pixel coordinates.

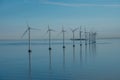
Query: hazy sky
[{"left": 0, "top": 0, "right": 120, "bottom": 39}]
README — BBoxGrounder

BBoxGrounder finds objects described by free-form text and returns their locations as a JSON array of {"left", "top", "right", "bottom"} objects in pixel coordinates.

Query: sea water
[{"left": 0, "top": 39, "right": 120, "bottom": 80}]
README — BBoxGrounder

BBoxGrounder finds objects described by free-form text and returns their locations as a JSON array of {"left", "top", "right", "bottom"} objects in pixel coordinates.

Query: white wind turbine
[
  {"left": 71, "top": 27, "right": 78, "bottom": 47},
  {"left": 92, "top": 32, "right": 97, "bottom": 43},
  {"left": 61, "top": 26, "right": 66, "bottom": 48},
  {"left": 84, "top": 27, "right": 88, "bottom": 45},
  {"left": 47, "top": 25, "right": 55, "bottom": 50},
  {"left": 21, "top": 24, "right": 40, "bottom": 52},
  {"left": 84, "top": 27, "right": 91, "bottom": 45},
  {"left": 79, "top": 26, "right": 82, "bottom": 46}
]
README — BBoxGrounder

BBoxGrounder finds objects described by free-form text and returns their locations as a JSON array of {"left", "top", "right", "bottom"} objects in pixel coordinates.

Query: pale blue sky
[{"left": 0, "top": 0, "right": 120, "bottom": 39}]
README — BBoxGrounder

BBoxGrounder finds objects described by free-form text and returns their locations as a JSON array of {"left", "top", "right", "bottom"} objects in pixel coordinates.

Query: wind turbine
[
  {"left": 84, "top": 27, "right": 88, "bottom": 45},
  {"left": 71, "top": 27, "right": 78, "bottom": 47},
  {"left": 47, "top": 25, "right": 55, "bottom": 50},
  {"left": 93, "top": 32, "right": 97, "bottom": 43},
  {"left": 88, "top": 32, "right": 91, "bottom": 44},
  {"left": 62, "top": 26, "right": 66, "bottom": 48},
  {"left": 94, "top": 32, "right": 97, "bottom": 43},
  {"left": 79, "top": 26, "right": 82, "bottom": 46},
  {"left": 21, "top": 24, "right": 40, "bottom": 52}
]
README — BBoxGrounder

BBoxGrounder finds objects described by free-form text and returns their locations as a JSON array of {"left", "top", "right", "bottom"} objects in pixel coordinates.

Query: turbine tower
[
  {"left": 62, "top": 26, "right": 66, "bottom": 48},
  {"left": 79, "top": 26, "right": 82, "bottom": 46},
  {"left": 71, "top": 27, "right": 78, "bottom": 47},
  {"left": 84, "top": 27, "right": 88, "bottom": 45},
  {"left": 88, "top": 32, "right": 91, "bottom": 44},
  {"left": 93, "top": 32, "right": 97, "bottom": 43},
  {"left": 47, "top": 25, "right": 55, "bottom": 50}
]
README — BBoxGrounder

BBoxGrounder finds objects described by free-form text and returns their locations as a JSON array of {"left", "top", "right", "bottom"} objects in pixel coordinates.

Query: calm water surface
[{"left": 0, "top": 39, "right": 120, "bottom": 80}]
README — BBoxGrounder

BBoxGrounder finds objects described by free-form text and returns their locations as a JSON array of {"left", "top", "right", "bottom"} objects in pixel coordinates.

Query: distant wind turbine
[
  {"left": 62, "top": 26, "right": 66, "bottom": 48},
  {"left": 71, "top": 27, "right": 78, "bottom": 47},
  {"left": 21, "top": 24, "right": 40, "bottom": 52},
  {"left": 88, "top": 32, "right": 91, "bottom": 44},
  {"left": 94, "top": 32, "right": 97, "bottom": 43},
  {"left": 79, "top": 26, "right": 82, "bottom": 46},
  {"left": 84, "top": 27, "right": 88, "bottom": 45},
  {"left": 92, "top": 32, "right": 97, "bottom": 43},
  {"left": 88, "top": 32, "right": 97, "bottom": 44},
  {"left": 47, "top": 25, "right": 55, "bottom": 50}
]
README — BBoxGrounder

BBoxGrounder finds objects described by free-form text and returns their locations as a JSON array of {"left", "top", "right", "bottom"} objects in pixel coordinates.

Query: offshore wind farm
[
  {"left": 0, "top": 0, "right": 120, "bottom": 80},
  {"left": 21, "top": 24, "right": 97, "bottom": 52},
  {"left": 0, "top": 25, "right": 120, "bottom": 80}
]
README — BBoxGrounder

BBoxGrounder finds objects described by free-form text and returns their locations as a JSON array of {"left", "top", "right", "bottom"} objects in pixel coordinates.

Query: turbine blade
[
  {"left": 21, "top": 29, "right": 28, "bottom": 38},
  {"left": 47, "top": 30, "right": 49, "bottom": 33},
  {"left": 62, "top": 30, "right": 66, "bottom": 32},
  {"left": 30, "top": 27, "right": 40, "bottom": 30},
  {"left": 62, "top": 29, "right": 66, "bottom": 32},
  {"left": 73, "top": 27, "right": 79, "bottom": 31},
  {"left": 47, "top": 25, "right": 55, "bottom": 32}
]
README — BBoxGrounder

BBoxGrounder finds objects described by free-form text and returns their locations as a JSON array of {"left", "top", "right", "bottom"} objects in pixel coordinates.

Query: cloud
[{"left": 41, "top": 1, "right": 120, "bottom": 7}]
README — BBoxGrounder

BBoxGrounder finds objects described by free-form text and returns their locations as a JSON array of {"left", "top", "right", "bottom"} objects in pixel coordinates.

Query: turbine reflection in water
[
  {"left": 73, "top": 47, "right": 75, "bottom": 63},
  {"left": 80, "top": 45, "right": 83, "bottom": 65},
  {"left": 63, "top": 48, "right": 65, "bottom": 71},
  {"left": 91, "top": 43, "right": 96, "bottom": 60},
  {"left": 85, "top": 44, "right": 88, "bottom": 64},
  {"left": 89, "top": 43, "right": 97, "bottom": 62},
  {"left": 28, "top": 52, "right": 32, "bottom": 80},
  {"left": 49, "top": 50, "right": 52, "bottom": 70}
]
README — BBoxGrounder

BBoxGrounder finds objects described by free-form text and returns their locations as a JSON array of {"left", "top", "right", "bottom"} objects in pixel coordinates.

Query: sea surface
[{"left": 0, "top": 39, "right": 120, "bottom": 80}]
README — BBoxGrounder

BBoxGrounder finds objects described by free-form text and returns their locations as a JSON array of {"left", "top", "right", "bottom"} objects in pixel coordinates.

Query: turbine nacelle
[
  {"left": 21, "top": 24, "right": 40, "bottom": 38},
  {"left": 62, "top": 26, "right": 66, "bottom": 32},
  {"left": 47, "top": 25, "right": 55, "bottom": 33}
]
